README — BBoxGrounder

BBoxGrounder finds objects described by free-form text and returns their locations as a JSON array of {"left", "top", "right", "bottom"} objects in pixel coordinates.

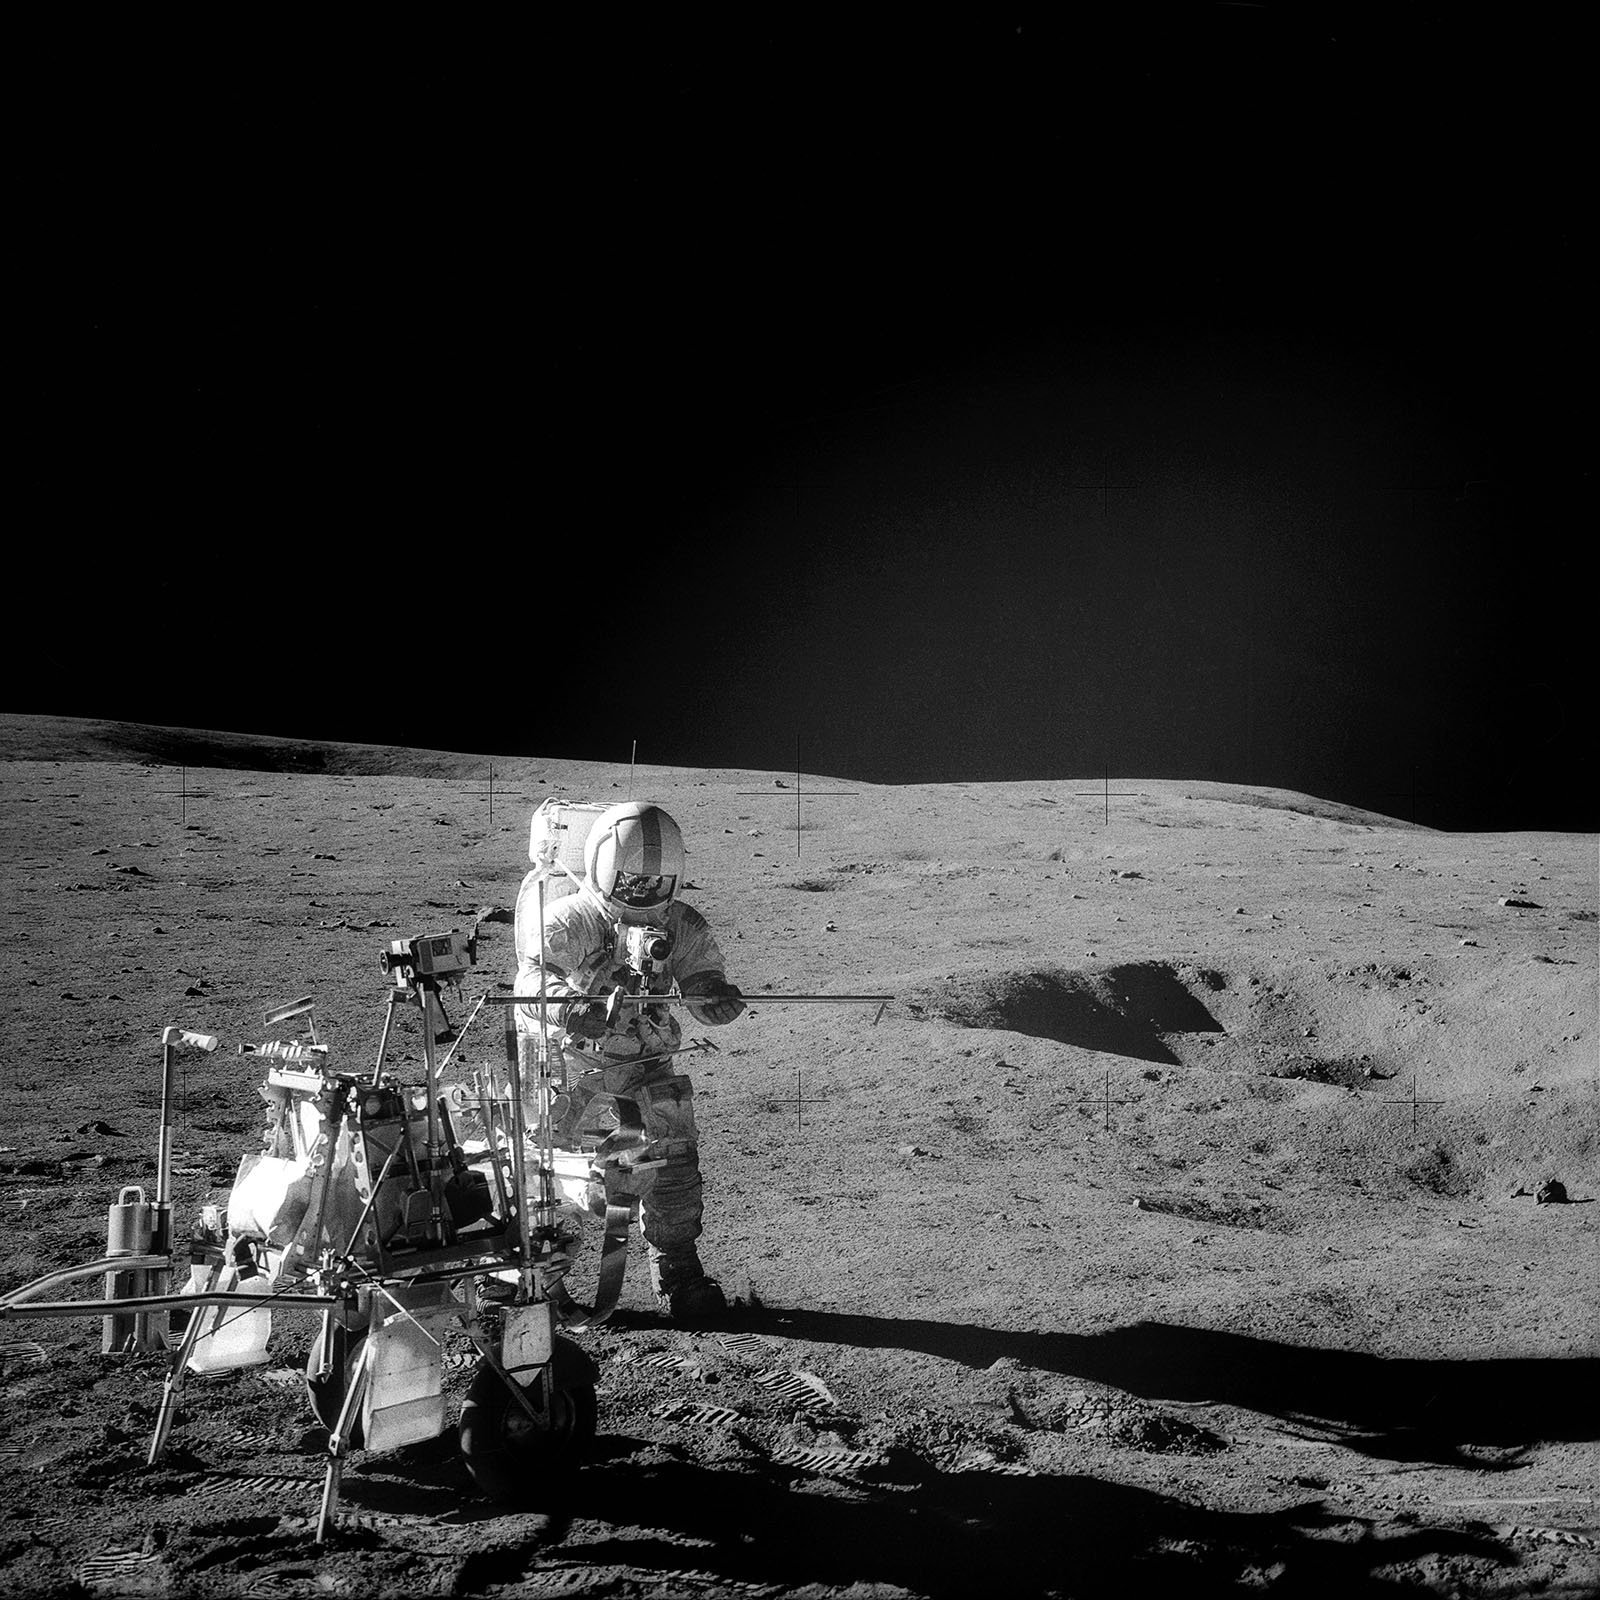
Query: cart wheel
[
  {"left": 457, "top": 1338, "right": 597, "bottom": 1502},
  {"left": 305, "top": 1316, "right": 367, "bottom": 1448}
]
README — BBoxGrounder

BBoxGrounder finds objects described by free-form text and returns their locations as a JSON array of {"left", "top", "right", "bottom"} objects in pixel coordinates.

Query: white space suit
[{"left": 514, "top": 801, "right": 743, "bottom": 1322}]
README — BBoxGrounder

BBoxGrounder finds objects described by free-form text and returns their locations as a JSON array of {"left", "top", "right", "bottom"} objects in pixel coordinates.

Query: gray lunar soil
[{"left": 0, "top": 716, "right": 1596, "bottom": 1599}]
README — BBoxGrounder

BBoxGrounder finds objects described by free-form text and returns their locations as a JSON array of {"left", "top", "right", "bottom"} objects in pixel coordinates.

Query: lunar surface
[{"left": 1, "top": 715, "right": 1595, "bottom": 1599}]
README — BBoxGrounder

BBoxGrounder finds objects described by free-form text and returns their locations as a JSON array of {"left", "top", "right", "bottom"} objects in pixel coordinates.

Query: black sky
[{"left": 18, "top": 13, "right": 1592, "bottom": 830}]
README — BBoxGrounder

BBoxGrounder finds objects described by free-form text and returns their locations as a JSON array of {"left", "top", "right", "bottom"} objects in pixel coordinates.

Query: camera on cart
[{"left": 380, "top": 931, "right": 477, "bottom": 987}]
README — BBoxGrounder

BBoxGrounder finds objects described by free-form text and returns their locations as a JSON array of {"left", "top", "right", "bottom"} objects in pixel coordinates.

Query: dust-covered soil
[{"left": 1, "top": 717, "right": 1596, "bottom": 1598}]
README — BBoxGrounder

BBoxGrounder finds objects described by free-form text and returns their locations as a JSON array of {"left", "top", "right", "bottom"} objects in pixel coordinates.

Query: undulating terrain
[{"left": 1, "top": 715, "right": 1595, "bottom": 1598}]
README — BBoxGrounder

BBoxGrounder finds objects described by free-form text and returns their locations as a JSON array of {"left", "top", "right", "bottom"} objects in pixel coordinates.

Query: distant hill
[
  {"left": 0, "top": 712, "right": 1444, "bottom": 833},
  {"left": 0, "top": 713, "right": 508, "bottom": 779}
]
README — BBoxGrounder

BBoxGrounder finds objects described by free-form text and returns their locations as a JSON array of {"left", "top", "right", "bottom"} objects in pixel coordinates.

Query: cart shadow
[
  {"left": 749, "top": 1308, "right": 1600, "bottom": 1467},
  {"left": 452, "top": 1454, "right": 1517, "bottom": 1600}
]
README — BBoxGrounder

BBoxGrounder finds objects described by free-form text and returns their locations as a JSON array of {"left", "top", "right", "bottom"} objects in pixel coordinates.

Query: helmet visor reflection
[{"left": 611, "top": 870, "right": 676, "bottom": 909}]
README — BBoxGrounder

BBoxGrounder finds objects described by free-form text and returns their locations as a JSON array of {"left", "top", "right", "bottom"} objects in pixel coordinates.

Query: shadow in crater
[
  {"left": 904, "top": 961, "right": 1225, "bottom": 1066},
  {"left": 482, "top": 1455, "right": 1516, "bottom": 1600},
  {"left": 749, "top": 1309, "right": 1600, "bottom": 1468}
]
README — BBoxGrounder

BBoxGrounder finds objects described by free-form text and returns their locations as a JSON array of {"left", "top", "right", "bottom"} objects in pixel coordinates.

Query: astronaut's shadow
[{"left": 746, "top": 1306, "right": 1600, "bottom": 1467}]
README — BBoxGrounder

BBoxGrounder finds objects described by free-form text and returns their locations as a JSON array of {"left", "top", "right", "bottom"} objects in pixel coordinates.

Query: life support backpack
[{"left": 526, "top": 798, "right": 612, "bottom": 903}]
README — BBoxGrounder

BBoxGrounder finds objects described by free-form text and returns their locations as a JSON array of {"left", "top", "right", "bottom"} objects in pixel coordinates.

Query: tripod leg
[
  {"left": 147, "top": 1260, "right": 224, "bottom": 1465},
  {"left": 316, "top": 1339, "right": 374, "bottom": 1544}
]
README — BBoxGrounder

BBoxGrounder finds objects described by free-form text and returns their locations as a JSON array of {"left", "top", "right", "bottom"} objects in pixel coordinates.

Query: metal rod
[
  {"left": 591, "top": 1040, "right": 717, "bottom": 1068},
  {"left": 3, "top": 1289, "right": 340, "bottom": 1320},
  {"left": 504, "top": 1018, "right": 535, "bottom": 1299},
  {"left": 371, "top": 988, "right": 404, "bottom": 1088},
  {"left": 419, "top": 985, "right": 448, "bottom": 1243},
  {"left": 468, "top": 1334, "right": 547, "bottom": 1427},
  {"left": 511, "top": 874, "right": 548, "bottom": 1293},
  {"left": 474, "top": 1068, "right": 512, "bottom": 1222},
  {"left": 317, "top": 1340, "right": 374, "bottom": 1543},
  {"left": 437, "top": 992, "right": 486, "bottom": 1073},
  {"left": 2, "top": 1253, "right": 171, "bottom": 1309},
  {"left": 148, "top": 1257, "right": 224, "bottom": 1464},
  {"left": 486, "top": 993, "right": 892, "bottom": 1006},
  {"left": 154, "top": 1039, "right": 178, "bottom": 1257},
  {"left": 339, "top": 1138, "right": 407, "bottom": 1260}
]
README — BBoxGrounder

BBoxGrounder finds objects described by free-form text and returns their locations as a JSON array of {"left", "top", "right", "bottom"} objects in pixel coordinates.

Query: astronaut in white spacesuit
[{"left": 514, "top": 801, "right": 744, "bottom": 1323}]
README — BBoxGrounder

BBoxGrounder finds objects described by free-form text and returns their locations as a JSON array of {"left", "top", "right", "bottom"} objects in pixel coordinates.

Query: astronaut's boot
[
  {"left": 649, "top": 1244, "right": 726, "bottom": 1325},
  {"left": 635, "top": 1094, "right": 722, "bottom": 1321}
]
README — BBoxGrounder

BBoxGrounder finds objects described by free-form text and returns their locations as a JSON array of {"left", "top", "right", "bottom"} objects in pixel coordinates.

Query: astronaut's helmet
[{"left": 585, "top": 802, "right": 685, "bottom": 925}]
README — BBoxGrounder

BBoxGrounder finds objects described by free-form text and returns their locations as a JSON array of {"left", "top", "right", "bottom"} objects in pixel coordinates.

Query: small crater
[
  {"left": 901, "top": 962, "right": 1225, "bottom": 1066},
  {"left": 1402, "top": 1144, "right": 1473, "bottom": 1198}
]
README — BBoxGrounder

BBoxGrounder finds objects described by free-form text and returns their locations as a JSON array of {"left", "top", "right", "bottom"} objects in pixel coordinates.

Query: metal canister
[{"left": 103, "top": 1185, "right": 153, "bottom": 1354}]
